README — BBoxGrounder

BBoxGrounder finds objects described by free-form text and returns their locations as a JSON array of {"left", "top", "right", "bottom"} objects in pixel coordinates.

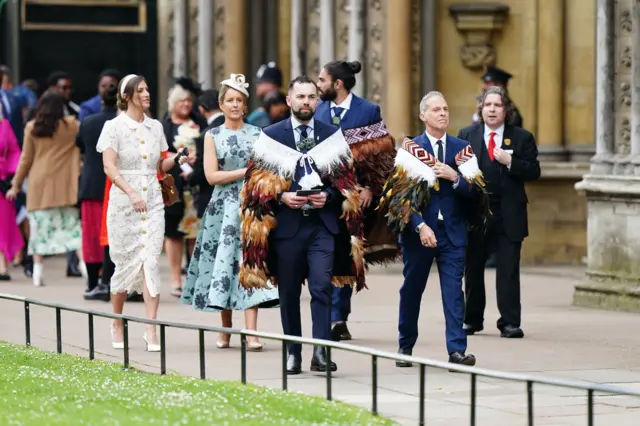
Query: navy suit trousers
[
  {"left": 274, "top": 214, "right": 334, "bottom": 357},
  {"left": 399, "top": 221, "right": 467, "bottom": 355}
]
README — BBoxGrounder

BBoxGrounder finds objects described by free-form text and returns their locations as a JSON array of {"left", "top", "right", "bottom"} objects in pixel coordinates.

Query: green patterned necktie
[{"left": 296, "top": 125, "right": 315, "bottom": 153}]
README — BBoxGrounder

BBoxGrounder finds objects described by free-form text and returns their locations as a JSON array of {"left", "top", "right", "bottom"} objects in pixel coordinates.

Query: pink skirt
[
  {"left": 0, "top": 193, "right": 25, "bottom": 262},
  {"left": 81, "top": 200, "right": 104, "bottom": 264}
]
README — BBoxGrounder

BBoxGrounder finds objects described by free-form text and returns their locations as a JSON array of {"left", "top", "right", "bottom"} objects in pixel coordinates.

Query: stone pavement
[{"left": 1, "top": 256, "right": 640, "bottom": 425}]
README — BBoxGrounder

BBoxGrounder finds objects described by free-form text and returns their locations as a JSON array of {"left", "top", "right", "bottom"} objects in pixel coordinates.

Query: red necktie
[{"left": 488, "top": 132, "right": 496, "bottom": 161}]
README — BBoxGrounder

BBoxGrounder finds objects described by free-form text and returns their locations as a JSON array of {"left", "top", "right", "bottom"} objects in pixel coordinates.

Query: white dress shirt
[
  {"left": 207, "top": 111, "right": 224, "bottom": 126},
  {"left": 330, "top": 92, "right": 353, "bottom": 120}
]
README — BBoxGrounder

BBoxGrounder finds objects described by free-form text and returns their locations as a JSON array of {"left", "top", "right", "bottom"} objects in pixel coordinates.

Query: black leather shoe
[
  {"left": 66, "top": 265, "right": 82, "bottom": 278},
  {"left": 84, "top": 283, "right": 111, "bottom": 301},
  {"left": 310, "top": 346, "right": 337, "bottom": 372},
  {"left": 287, "top": 354, "right": 302, "bottom": 375},
  {"left": 448, "top": 351, "right": 476, "bottom": 371},
  {"left": 500, "top": 324, "right": 524, "bottom": 338},
  {"left": 395, "top": 348, "right": 413, "bottom": 368},
  {"left": 463, "top": 323, "right": 484, "bottom": 335},
  {"left": 331, "top": 322, "right": 352, "bottom": 341},
  {"left": 0, "top": 273, "right": 10, "bottom": 281}
]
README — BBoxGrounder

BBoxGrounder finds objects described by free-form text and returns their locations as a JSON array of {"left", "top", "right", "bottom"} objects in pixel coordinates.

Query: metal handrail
[{"left": 1, "top": 292, "right": 638, "bottom": 426}]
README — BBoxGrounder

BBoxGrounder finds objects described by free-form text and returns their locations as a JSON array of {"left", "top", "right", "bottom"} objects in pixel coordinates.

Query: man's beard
[
  {"left": 292, "top": 107, "right": 314, "bottom": 121},
  {"left": 320, "top": 87, "right": 337, "bottom": 102}
]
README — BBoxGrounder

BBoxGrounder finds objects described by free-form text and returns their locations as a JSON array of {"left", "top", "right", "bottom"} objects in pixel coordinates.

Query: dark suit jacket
[
  {"left": 314, "top": 94, "right": 381, "bottom": 130},
  {"left": 187, "top": 114, "right": 225, "bottom": 217},
  {"left": 457, "top": 123, "right": 540, "bottom": 242},
  {"left": 75, "top": 107, "right": 118, "bottom": 201},
  {"left": 264, "top": 118, "right": 343, "bottom": 240},
  {"left": 405, "top": 134, "right": 479, "bottom": 248}
]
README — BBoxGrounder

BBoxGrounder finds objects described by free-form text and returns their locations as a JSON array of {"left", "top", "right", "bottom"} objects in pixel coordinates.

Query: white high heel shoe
[
  {"left": 143, "top": 333, "right": 161, "bottom": 352},
  {"left": 111, "top": 323, "right": 124, "bottom": 350}
]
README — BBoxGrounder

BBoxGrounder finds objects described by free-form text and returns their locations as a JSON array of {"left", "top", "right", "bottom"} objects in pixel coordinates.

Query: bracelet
[
  {"left": 174, "top": 155, "right": 181, "bottom": 166},
  {"left": 112, "top": 175, "right": 122, "bottom": 183}
]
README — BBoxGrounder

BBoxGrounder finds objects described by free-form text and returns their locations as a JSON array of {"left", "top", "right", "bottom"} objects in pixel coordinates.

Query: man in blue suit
[
  {"left": 315, "top": 60, "right": 398, "bottom": 342},
  {"left": 239, "top": 76, "right": 366, "bottom": 375},
  {"left": 78, "top": 69, "right": 121, "bottom": 121},
  {"left": 379, "top": 91, "right": 488, "bottom": 367}
]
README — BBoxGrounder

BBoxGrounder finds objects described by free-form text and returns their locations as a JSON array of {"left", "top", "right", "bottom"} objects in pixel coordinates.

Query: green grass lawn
[{"left": 0, "top": 342, "right": 395, "bottom": 425}]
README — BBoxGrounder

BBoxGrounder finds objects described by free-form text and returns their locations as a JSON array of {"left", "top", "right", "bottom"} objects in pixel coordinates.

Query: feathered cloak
[
  {"left": 239, "top": 129, "right": 367, "bottom": 291},
  {"left": 343, "top": 121, "right": 399, "bottom": 264},
  {"left": 378, "top": 137, "right": 490, "bottom": 234}
]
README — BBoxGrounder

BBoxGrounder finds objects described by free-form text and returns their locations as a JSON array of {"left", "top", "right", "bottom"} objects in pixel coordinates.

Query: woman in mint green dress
[{"left": 181, "top": 74, "right": 278, "bottom": 351}]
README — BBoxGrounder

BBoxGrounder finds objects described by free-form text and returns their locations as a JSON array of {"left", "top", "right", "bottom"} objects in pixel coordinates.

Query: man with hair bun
[{"left": 316, "top": 60, "right": 398, "bottom": 342}]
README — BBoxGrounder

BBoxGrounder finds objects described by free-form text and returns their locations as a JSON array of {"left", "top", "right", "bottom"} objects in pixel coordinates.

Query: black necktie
[
  {"left": 299, "top": 125, "right": 308, "bottom": 139},
  {"left": 436, "top": 140, "right": 444, "bottom": 163}
]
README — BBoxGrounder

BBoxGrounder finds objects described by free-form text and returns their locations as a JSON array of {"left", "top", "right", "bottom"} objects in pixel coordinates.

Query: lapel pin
[{"left": 504, "top": 138, "right": 511, "bottom": 146}]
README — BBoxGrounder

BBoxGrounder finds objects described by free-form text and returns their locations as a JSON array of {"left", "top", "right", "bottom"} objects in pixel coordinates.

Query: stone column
[
  {"left": 173, "top": 0, "right": 188, "bottom": 77},
  {"left": 224, "top": 0, "right": 247, "bottom": 76},
  {"left": 573, "top": 0, "right": 640, "bottom": 313},
  {"left": 536, "top": 0, "right": 565, "bottom": 161},
  {"left": 632, "top": 1, "right": 640, "bottom": 164},
  {"left": 319, "top": 0, "right": 334, "bottom": 68},
  {"left": 348, "top": 0, "right": 364, "bottom": 96},
  {"left": 278, "top": 0, "right": 292, "bottom": 85},
  {"left": 590, "top": 0, "right": 616, "bottom": 174},
  {"left": 420, "top": 0, "right": 436, "bottom": 95},
  {"left": 385, "top": 0, "right": 412, "bottom": 140},
  {"left": 197, "top": 0, "right": 213, "bottom": 89},
  {"left": 290, "top": 0, "right": 304, "bottom": 78},
  {"left": 6, "top": 0, "right": 20, "bottom": 82}
]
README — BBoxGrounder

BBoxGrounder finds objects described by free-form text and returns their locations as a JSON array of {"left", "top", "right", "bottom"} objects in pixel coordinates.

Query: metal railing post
[
  {"left": 282, "top": 340, "right": 288, "bottom": 391},
  {"left": 470, "top": 373, "right": 477, "bottom": 426},
  {"left": 371, "top": 355, "right": 378, "bottom": 415},
  {"left": 588, "top": 389, "right": 594, "bottom": 426},
  {"left": 88, "top": 314, "right": 94, "bottom": 360},
  {"left": 55, "top": 307, "right": 62, "bottom": 353},
  {"left": 326, "top": 346, "right": 332, "bottom": 401},
  {"left": 160, "top": 325, "right": 166, "bottom": 375},
  {"left": 240, "top": 333, "right": 247, "bottom": 385},
  {"left": 198, "top": 329, "right": 206, "bottom": 380},
  {"left": 527, "top": 380, "right": 533, "bottom": 425},
  {"left": 24, "top": 301, "right": 30, "bottom": 347},
  {"left": 123, "top": 319, "right": 129, "bottom": 369},
  {"left": 419, "top": 364, "right": 426, "bottom": 425}
]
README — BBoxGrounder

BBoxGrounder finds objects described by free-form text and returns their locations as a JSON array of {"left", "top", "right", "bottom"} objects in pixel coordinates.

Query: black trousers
[
  {"left": 102, "top": 246, "right": 115, "bottom": 286},
  {"left": 464, "top": 205, "right": 522, "bottom": 329}
]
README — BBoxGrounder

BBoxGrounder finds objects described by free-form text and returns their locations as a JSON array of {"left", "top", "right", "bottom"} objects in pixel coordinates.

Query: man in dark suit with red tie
[{"left": 458, "top": 86, "right": 540, "bottom": 339}]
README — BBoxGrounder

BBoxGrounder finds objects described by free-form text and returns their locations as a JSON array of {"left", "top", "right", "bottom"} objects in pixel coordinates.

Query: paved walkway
[{"left": 1, "top": 257, "right": 640, "bottom": 425}]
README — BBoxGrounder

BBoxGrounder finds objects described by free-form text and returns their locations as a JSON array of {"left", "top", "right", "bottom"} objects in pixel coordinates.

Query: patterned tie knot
[{"left": 298, "top": 125, "right": 309, "bottom": 139}]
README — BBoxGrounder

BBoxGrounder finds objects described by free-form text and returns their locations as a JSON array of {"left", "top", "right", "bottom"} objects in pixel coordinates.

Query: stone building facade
[{"left": 158, "top": 0, "right": 595, "bottom": 268}]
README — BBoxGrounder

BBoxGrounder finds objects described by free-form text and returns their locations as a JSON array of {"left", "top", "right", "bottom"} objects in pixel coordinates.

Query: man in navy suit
[
  {"left": 379, "top": 91, "right": 487, "bottom": 367},
  {"left": 315, "top": 60, "right": 398, "bottom": 342},
  {"left": 239, "top": 76, "right": 366, "bottom": 375}
]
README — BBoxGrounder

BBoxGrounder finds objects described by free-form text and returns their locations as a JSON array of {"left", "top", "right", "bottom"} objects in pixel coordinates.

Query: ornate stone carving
[
  {"left": 620, "top": 45, "right": 631, "bottom": 68},
  {"left": 411, "top": 0, "right": 422, "bottom": 134},
  {"left": 620, "top": 81, "right": 632, "bottom": 106},
  {"left": 619, "top": 117, "right": 631, "bottom": 154},
  {"left": 188, "top": 0, "right": 199, "bottom": 79},
  {"left": 305, "top": 0, "right": 321, "bottom": 79},
  {"left": 448, "top": 3, "right": 510, "bottom": 70},
  {"left": 365, "top": 1, "right": 384, "bottom": 105},
  {"left": 335, "top": 0, "right": 350, "bottom": 61},
  {"left": 212, "top": 0, "right": 226, "bottom": 85},
  {"left": 620, "top": 9, "right": 631, "bottom": 33}
]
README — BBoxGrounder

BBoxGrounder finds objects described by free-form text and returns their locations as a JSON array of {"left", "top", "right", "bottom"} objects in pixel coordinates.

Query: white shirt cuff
[{"left": 415, "top": 222, "right": 426, "bottom": 233}]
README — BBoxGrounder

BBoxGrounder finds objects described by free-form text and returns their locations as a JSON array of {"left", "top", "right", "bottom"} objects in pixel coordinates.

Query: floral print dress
[{"left": 181, "top": 123, "right": 279, "bottom": 312}]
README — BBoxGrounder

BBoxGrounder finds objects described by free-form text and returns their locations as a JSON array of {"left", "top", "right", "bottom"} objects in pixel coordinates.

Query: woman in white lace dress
[{"left": 97, "top": 74, "right": 192, "bottom": 351}]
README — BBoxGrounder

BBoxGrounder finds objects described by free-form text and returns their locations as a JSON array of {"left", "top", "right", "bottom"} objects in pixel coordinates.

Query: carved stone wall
[
  {"left": 212, "top": 0, "right": 226, "bottom": 85},
  {"left": 335, "top": 0, "right": 350, "bottom": 62},
  {"left": 188, "top": 0, "right": 199, "bottom": 80},
  {"left": 615, "top": 2, "right": 632, "bottom": 164},
  {"left": 364, "top": 0, "right": 384, "bottom": 107},
  {"left": 305, "top": 0, "right": 321, "bottom": 79}
]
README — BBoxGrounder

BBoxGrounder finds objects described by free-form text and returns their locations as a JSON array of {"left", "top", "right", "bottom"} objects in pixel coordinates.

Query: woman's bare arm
[
  {"left": 103, "top": 148, "right": 136, "bottom": 196},
  {"left": 203, "top": 132, "right": 247, "bottom": 185}
]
